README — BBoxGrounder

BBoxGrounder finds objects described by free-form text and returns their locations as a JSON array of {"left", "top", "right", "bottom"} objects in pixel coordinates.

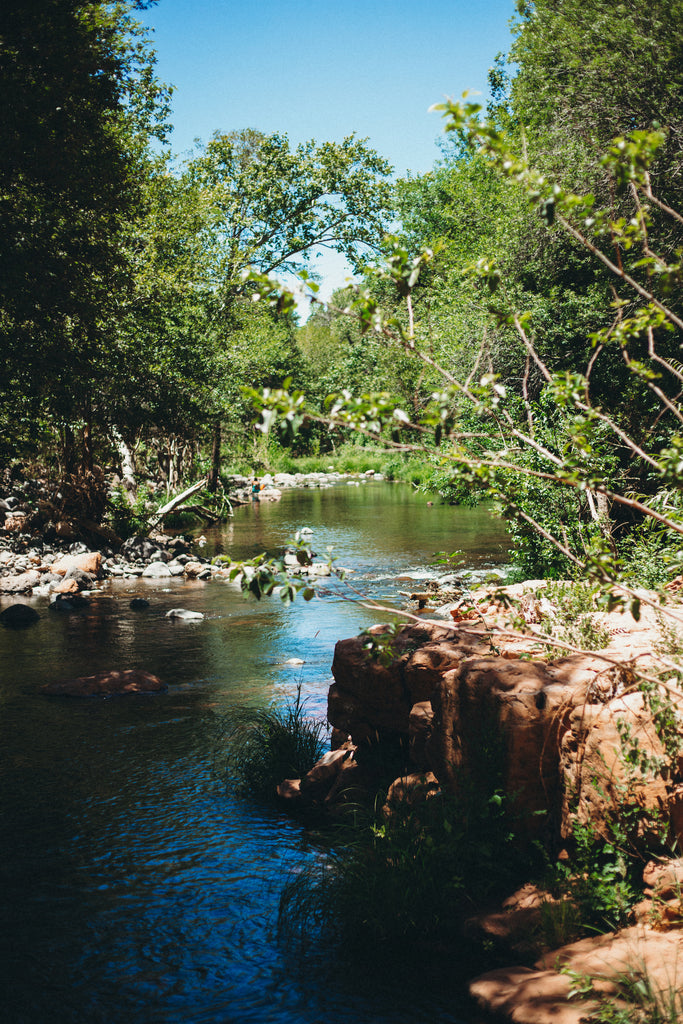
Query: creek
[{"left": 0, "top": 482, "right": 509, "bottom": 1024}]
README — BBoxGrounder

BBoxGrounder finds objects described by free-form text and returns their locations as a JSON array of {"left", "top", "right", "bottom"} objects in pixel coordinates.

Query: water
[{"left": 0, "top": 483, "right": 509, "bottom": 1023}]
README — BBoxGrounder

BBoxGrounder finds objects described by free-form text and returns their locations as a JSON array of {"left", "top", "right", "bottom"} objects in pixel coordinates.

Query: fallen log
[{"left": 148, "top": 479, "right": 207, "bottom": 528}]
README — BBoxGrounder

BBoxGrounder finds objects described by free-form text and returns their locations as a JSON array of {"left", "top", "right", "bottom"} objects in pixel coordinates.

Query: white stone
[{"left": 142, "top": 563, "right": 172, "bottom": 578}]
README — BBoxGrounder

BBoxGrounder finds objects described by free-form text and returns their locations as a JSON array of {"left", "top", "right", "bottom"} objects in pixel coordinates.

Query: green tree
[
  {"left": 185, "top": 129, "right": 393, "bottom": 286},
  {"left": 510, "top": 0, "right": 683, "bottom": 200},
  {"left": 0, "top": 0, "right": 170, "bottom": 508},
  {"left": 184, "top": 129, "right": 393, "bottom": 486}
]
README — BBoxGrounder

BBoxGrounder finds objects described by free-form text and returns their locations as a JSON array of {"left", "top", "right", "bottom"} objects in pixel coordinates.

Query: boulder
[
  {"left": 0, "top": 570, "right": 41, "bottom": 593},
  {"left": 643, "top": 857, "right": 683, "bottom": 899},
  {"left": 55, "top": 520, "right": 78, "bottom": 539},
  {"left": 559, "top": 691, "right": 670, "bottom": 845},
  {"left": 299, "top": 747, "right": 355, "bottom": 798},
  {"left": 51, "top": 551, "right": 102, "bottom": 577},
  {"left": 141, "top": 562, "right": 172, "bottom": 578},
  {"left": 326, "top": 593, "right": 683, "bottom": 843},
  {"left": 63, "top": 566, "right": 96, "bottom": 588},
  {"left": 384, "top": 771, "right": 440, "bottom": 813},
  {"left": 470, "top": 925, "right": 683, "bottom": 1024},
  {"left": 425, "top": 656, "right": 588, "bottom": 836},
  {"left": 0, "top": 603, "right": 40, "bottom": 628},
  {"left": 41, "top": 668, "right": 166, "bottom": 697},
  {"left": 277, "top": 778, "right": 302, "bottom": 801},
  {"left": 329, "top": 622, "right": 482, "bottom": 742}
]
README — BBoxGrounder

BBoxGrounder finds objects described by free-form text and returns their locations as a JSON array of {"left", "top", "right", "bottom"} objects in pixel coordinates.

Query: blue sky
[{"left": 142, "top": 0, "right": 517, "bottom": 307}]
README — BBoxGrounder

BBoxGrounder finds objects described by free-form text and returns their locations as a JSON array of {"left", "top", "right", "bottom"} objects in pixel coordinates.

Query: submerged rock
[
  {"left": 41, "top": 668, "right": 166, "bottom": 697},
  {"left": 165, "top": 608, "right": 204, "bottom": 621},
  {"left": 0, "top": 603, "right": 40, "bottom": 628},
  {"left": 49, "top": 593, "right": 89, "bottom": 612}
]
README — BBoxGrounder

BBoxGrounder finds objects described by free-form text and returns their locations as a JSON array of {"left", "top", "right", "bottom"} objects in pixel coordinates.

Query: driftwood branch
[{"left": 148, "top": 479, "right": 207, "bottom": 528}]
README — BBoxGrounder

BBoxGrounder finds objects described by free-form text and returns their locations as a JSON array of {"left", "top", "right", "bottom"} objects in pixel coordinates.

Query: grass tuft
[{"left": 225, "top": 684, "right": 328, "bottom": 800}]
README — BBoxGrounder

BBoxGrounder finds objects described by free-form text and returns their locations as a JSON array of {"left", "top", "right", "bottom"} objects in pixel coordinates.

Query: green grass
[
  {"left": 225, "top": 684, "right": 328, "bottom": 800},
  {"left": 219, "top": 442, "right": 439, "bottom": 489},
  {"left": 278, "top": 781, "right": 535, "bottom": 961}
]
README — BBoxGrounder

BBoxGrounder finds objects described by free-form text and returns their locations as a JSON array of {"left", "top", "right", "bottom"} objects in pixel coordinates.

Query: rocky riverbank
[
  {"left": 0, "top": 469, "right": 389, "bottom": 598},
  {"left": 275, "top": 591, "right": 683, "bottom": 1024}
]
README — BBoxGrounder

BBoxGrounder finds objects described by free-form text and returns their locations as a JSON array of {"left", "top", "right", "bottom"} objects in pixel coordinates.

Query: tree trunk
[
  {"left": 62, "top": 424, "right": 76, "bottom": 476},
  {"left": 112, "top": 428, "right": 137, "bottom": 501},
  {"left": 208, "top": 420, "right": 221, "bottom": 493}
]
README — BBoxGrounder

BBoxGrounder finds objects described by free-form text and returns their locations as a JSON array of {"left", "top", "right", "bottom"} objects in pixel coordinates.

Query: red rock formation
[{"left": 327, "top": 611, "right": 682, "bottom": 845}]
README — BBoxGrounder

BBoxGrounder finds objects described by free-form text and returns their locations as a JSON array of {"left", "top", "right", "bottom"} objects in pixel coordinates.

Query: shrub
[
  {"left": 540, "top": 581, "right": 612, "bottom": 651},
  {"left": 278, "top": 780, "right": 535, "bottom": 960}
]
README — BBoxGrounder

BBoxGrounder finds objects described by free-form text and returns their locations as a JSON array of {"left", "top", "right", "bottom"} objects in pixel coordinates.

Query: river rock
[
  {"left": 130, "top": 598, "right": 150, "bottom": 610},
  {"left": 165, "top": 608, "right": 204, "bottom": 621},
  {"left": 141, "top": 562, "right": 172, "bottom": 578},
  {"left": 0, "top": 603, "right": 40, "bottom": 628},
  {"left": 41, "top": 668, "right": 166, "bottom": 697},
  {"left": 306, "top": 562, "right": 330, "bottom": 577},
  {"left": 259, "top": 487, "right": 282, "bottom": 502},
  {"left": 51, "top": 551, "right": 102, "bottom": 577},
  {"left": 0, "top": 570, "right": 41, "bottom": 593},
  {"left": 4, "top": 511, "right": 28, "bottom": 532},
  {"left": 184, "top": 561, "right": 211, "bottom": 579},
  {"left": 51, "top": 578, "right": 81, "bottom": 595}
]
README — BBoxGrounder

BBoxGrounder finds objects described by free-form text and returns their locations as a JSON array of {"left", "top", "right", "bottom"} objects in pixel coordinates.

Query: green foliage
[
  {"left": 106, "top": 484, "right": 152, "bottom": 539},
  {"left": 0, "top": 1, "right": 171, "bottom": 474},
  {"left": 551, "top": 821, "right": 640, "bottom": 933},
  {"left": 540, "top": 582, "right": 612, "bottom": 652},
  {"left": 358, "top": 623, "right": 402, "bottom": 667},
  {"left": 278, "top": 781, "right": 530, "bottom": 960},
  {"left": 184, "top": 129, "right": 392, "bottom": 286},
  {"left": 538, "top": 896, "right": 583, "bottom": 950},
  {"left": 225, "top": 684, "right": 327, "bottom": 801}
]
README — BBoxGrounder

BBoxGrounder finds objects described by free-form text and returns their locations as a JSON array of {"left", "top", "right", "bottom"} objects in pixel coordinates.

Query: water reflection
[{"left": 0, "top": 483, "right": 507, "bottom": 1023}]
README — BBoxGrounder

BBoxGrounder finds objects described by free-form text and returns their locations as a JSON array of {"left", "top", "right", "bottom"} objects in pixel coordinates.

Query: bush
[
  {"left": 540, "top": 581, "right": 612, "bottom": 651},
  {"left": 278, "top": 780, "right": 535, "bottom": 960},
  {"left": 107, "top": 484, "right": 152, "bottom": 539}
]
